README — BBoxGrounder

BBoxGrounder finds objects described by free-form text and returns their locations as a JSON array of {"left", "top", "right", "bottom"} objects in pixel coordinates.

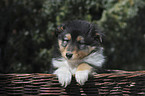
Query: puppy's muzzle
[{"left": 66, "top": 53, "right": 73, "bottom": 59}]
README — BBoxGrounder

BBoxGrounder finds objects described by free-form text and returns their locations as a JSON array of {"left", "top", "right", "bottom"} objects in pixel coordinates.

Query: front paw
[
  {"left": 54, "top": 68, "right": 72, "bottom": 87},
  {"left": 75, "top": 70, "right": 89, "bottom": 85}
]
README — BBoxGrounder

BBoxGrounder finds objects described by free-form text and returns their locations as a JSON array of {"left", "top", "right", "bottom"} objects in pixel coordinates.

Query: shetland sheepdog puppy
[{"left": 52, "top": 20, "right": 105, "bottom": 87}]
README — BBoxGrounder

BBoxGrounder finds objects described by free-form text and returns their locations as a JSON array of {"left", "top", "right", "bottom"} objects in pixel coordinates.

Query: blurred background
[{"left": 0, "top": 0, "right": 145, "bottom": 73}]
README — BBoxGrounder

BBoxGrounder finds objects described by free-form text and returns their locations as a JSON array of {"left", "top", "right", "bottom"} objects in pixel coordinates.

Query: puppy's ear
[
  {"left": 56, "top": 24, "right": 65, "bottom": 33},
  {"left": 95, "top": 33, "right": 103, "bottom": 43},
  {"left": 55, "top": 24, "right": 65, "bottom": 37}
]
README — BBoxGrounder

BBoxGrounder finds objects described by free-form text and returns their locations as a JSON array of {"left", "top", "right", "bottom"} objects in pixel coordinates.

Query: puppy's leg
[
  {"left": 54, "top": 67, "right": 72, "bottom": 87},
  {"left": 75, "top": 63, "right": 93, "bottom": 85}
]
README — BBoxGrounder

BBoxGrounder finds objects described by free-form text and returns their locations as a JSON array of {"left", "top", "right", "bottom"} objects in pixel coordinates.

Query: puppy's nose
[{"left": 66, "top": 53, "right": 73, "bottom": 59}]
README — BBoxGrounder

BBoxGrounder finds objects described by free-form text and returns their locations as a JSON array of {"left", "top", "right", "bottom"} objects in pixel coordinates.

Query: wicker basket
[{"left": 0, "top": 70, "right": 145, "bottom": 96}]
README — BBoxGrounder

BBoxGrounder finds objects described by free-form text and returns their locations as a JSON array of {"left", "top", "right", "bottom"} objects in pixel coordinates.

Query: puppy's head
[{"left": 56, "top": 20, "right": 103, "bottom": 60}]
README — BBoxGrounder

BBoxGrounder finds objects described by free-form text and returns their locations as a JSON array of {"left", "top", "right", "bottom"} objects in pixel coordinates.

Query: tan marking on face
[
  {"left": 72, "top": 50, "right": 88, "bottom": 59},
  {"left": 58, "top": 40, "right": 65, "bottom": 52},
  {"left": 61, "top": 45, "right": 70, "bottom": 58},
  {"left": 96, "top": 33, "right": 100, "bottom": 36},
  {"left": 88, "top": 46, "right": 96, "bottom": 52},
  {"left": 62, "top": 49, "right": 67, "bottom": 59},
  {"left": 76, "top": 63, "right": 92, "bottom": 71},
  {"left": 77, "top": 36, "right": 84, "bottom": 42},
  {"left": 65, "top": 34, "right": 71, "bottom": 40},
  {"left": 58, "top": 39, "right": 71, "bottom": 59},
  {"left": 71, "top": 45, "right": 96, "bottom": 59}
]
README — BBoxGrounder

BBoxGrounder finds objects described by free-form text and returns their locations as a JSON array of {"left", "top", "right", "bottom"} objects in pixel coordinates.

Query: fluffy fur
[{"left": 52, "top": 20, "right": 105, "bottom": 87}]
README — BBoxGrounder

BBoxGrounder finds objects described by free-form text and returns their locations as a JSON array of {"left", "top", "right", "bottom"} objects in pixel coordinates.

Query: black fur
[{"left": 58, "top": 20, "right": 103, "bottom": 47}]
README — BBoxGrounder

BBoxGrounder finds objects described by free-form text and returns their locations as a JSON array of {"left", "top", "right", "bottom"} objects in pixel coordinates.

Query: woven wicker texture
[{"left": 0, "top": 70, "right": 145, "bottom": 96}]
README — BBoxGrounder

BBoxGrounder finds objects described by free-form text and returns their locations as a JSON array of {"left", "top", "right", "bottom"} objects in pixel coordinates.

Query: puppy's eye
[
  {"left": 80, "top": 44, "right": 85, "bottom": 49},
  {"left": 78, "top": 40, "right": 86, "bottom": 49},
  {"left": 62, "top": 37, "right": 69, "bottom": 47},
  {"left": 63, "top": 37, "right": 69, "bottom": 41},
  {"left": 62, "top": 40, "right": 68, "bottom": 47},
  {"left": 78, "top": 40, "right": 85, "bottom": 44}
]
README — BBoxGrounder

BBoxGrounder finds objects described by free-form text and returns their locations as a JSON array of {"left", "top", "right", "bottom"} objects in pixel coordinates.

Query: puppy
[{"left": 52, "top": 20, "right": 105, "bottom": 87}]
